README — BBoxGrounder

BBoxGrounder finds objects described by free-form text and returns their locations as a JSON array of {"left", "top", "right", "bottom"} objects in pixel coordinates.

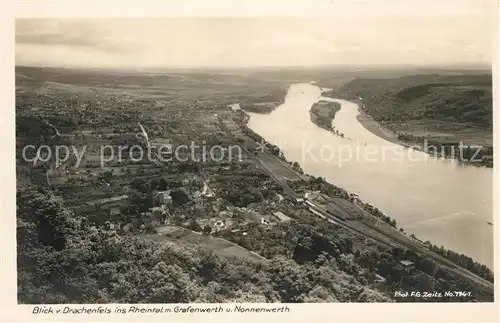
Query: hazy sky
[{"left": 15, "top": 2, "right": 496, "bottom": 68}]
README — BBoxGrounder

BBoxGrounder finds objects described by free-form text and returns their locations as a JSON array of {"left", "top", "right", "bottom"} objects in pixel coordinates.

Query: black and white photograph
[{"left": 10, "top": 0, "right": 497, "bottom": 311}]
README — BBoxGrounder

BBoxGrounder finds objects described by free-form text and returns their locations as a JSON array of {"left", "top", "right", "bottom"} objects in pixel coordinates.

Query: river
[{"left": 247, "top": 83, "right": 493, "bottom": 268}]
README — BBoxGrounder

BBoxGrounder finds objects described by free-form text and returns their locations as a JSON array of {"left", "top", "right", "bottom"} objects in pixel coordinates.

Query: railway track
[
  {"left": 218, "top": 117, "right": 299, "bottom": 199},
  {"left": 216, "top": 115, "right": 493, "bottom": 292},
  {"left": 305, "top": 199, "right": 494, "bottom": 292}
]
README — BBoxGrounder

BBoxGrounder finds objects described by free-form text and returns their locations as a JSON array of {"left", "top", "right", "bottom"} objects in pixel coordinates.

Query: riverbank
[
  {"left": 241, "top": 106, "right": 494, "bottom": 282},
  {"left": 355, "top": 108, "right": 427, "bottom": 152},
  {"left": 354, "top": 105, "right": 493, "bottom": 168},
  {"left": 355, "top": 110, "right": 402, "bottom": 145},
  {"left": 320, "top": 89, "right": 405, "bottom": 146},
  {"left": 246, "top": 82, "right": 492, "bottom": 270},
  {"left": 239, "top": 100, "right": 285, "bottom": 114}
]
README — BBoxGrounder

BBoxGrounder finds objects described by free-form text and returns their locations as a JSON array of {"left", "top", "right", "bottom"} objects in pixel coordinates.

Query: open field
[
  {"left": 254, "top": 151, "right": 305, "bottom": 182},
  {"left": 141, "top": 225, "right": 266, "bottom": 262},
  {"left": 329, "top": 197, "right": 366, "bottom": 220}
]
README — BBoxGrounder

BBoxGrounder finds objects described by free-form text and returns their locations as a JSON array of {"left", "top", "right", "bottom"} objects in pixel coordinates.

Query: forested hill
[{"left": 326, "top": 74, "right": 493, "bottom": 128}]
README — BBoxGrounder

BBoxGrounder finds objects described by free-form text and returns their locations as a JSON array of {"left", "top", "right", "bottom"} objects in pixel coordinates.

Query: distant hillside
[
  {"left": 326, "top": 74, "right": 493, "bottom": 129},
  {"left": 15, "top": 66, "right": 290, "bottom": 102},
  {"left": 15, "top": 66, "right": 290, "bottom": 134},
  {"left": 323, "top": 74, "right": 493, "bottom": 166}
]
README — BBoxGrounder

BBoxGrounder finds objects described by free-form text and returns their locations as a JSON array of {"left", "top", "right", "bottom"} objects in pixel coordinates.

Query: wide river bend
[{"left": 247, "top": 83, "right": 493, "bottom": 268}]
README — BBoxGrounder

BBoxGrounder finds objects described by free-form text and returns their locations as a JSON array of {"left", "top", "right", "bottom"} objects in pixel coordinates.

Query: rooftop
[
  {"left": 273, "top": 211, "right": 291, "bottom": 222},
  {"left": 85, "top": 195, "right": 129, "bottom": 206},
  {"left": 399, "top": 260, "right": 414, "bottom": 267}
]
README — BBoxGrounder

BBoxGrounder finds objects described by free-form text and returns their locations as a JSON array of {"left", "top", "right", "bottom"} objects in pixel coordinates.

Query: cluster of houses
[{"left": 185, "top": 205, "right": 293, "bottom": 235}]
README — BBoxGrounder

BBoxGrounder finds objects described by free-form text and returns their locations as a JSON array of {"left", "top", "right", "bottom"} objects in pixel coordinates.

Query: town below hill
[{"left": 15, "top": 66, "right": 494, "bottom": 304}]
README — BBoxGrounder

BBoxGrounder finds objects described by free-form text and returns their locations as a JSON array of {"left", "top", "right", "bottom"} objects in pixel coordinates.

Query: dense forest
[
  {"left": 17, "top": 186, "right": 391, "bottom": 303},
  {"left": 326, "top": 74, "right": 492, "bottom": 128},
  {"left": 17, "top": 186, "right": 494, "bottom": 303}
]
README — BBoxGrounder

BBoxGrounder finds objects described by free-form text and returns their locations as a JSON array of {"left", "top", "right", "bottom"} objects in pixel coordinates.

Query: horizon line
[{"left": 16, "top": 62, "right": 493, "bottom": 73}]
